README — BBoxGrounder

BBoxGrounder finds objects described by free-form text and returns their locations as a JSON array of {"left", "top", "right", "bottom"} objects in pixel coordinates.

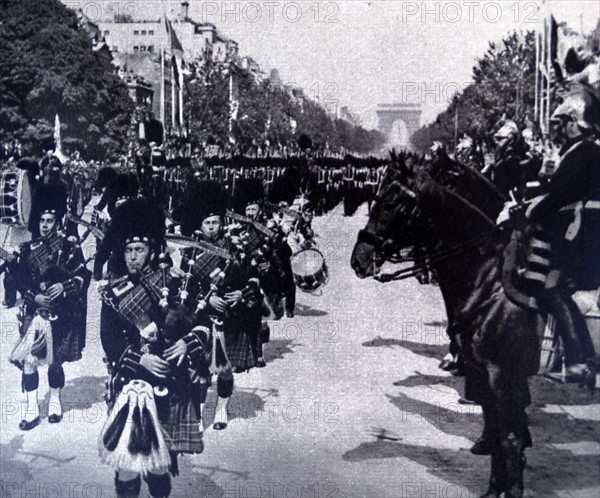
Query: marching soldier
[
  {"left": 177, "top": 181, "right": 262, "bottom": 430},
  {"left": 268, "top": 175, "right": 299, "bottom": 318},
  {"left": 9, "top": 183, "right": 90, "bottom": 430},
  {"left": 231, "top": 178, "right": 281, "bottom": 368},
  {"left": 98, "top": 197, "right": 206, "bottom": 498},
  {"left": 93, "top": 173, "right": 140, "bottom": 280}
]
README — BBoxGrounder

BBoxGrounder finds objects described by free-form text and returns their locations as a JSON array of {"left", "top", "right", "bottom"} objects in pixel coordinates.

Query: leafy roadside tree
[
  {"left": 0, "top": 0, "right": 134, "bottom": 160},
  {"left": 186, "top": 57, "right": 384, "bottom": 155},
  {"left": 411, "top": 30, "right": 536, "bottom": 153}
]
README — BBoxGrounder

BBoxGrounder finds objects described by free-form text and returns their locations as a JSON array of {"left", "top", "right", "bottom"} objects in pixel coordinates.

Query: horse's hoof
[{"left": 471, "top": 437, "right": 493, "bottom": 455}]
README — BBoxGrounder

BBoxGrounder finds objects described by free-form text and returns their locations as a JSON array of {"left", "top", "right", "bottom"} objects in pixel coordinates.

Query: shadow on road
[
  {"left": 0, "top": 436, "right": 33, "bottom": 485},
  {"left": 202, "top": 386, "right": 279, "bottom": 426},
  {"left": 263, "top": 339, "right": 298, "bottom": 364},
  {"left": 294, "top": 304, "right": 328, "bottom": 317},
  {"left": 41, "top": 375, "right": 106, "bottom": 414},
  {"left": 392, "top": 371, "right": 463, "bottom": 392},
  {"left": 342, "top": 386, "right": 600, "bottom": 497},
  {"left": 361, "top": 336, "right": 449, "bottom": 360}
]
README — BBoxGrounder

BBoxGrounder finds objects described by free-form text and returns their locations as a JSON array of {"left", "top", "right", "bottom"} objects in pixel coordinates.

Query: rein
[{"left": 372, "top": 229, "right": 496, "bottom": 283}]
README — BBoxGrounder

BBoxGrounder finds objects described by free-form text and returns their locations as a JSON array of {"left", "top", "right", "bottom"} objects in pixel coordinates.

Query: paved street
[{"left": 1, "top": 204, "right": 599, "bottom": 498}]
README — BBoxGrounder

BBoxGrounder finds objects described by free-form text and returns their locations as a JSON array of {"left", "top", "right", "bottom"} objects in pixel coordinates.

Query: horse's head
[{"left": 351, "top": 156, "right": 423, "bottom": 278}]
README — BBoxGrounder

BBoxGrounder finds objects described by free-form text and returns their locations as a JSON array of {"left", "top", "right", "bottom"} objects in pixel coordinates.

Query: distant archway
[
  {"left": 390, "top": 119, "right": 409, "bottom": 146},
  {"left": 376, "top": 104, "right": 422, "bottom": 147}
]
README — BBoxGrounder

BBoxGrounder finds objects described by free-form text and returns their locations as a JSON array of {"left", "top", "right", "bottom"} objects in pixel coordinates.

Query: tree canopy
[
  {"left": 0, "top": 0, "right": 134, "bottom": 160},
  {"left": 185, "top": 58, "right": 385, "bottom": 155},
  {"left": 411, "top": 30, "right": 536, "bottom": 153}
]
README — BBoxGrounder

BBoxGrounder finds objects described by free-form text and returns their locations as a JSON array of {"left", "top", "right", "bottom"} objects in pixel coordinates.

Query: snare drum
[
  {"left": 290, "top": 248, "right": 329, "bottom": 293},
  {"left": 1, "top": 170, "right": 32, "bottom": 227}
]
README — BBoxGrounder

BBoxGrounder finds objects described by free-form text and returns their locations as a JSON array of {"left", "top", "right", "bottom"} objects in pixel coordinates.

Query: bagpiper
[
  {"left": 9, "top": 183, "right": 90, "bottom": 430},
  {"left": 98, "top": 197, "right": 206, "bottom": 498},
  {"left": 231, "top": 177, "right": 281, "bottom": 368},
  {"left": 176, "top": 181, "right": 262, "bottom": 430}
]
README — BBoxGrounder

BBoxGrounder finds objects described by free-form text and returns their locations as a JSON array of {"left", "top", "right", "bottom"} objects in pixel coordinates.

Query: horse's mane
[{"left": 415, "top": 173, "right": 496, "bottom": 242}]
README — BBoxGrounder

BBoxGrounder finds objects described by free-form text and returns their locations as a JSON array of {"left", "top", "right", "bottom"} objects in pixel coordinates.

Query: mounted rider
[{"left": 526, "top": 86, "right": 600, "bottom": 380}]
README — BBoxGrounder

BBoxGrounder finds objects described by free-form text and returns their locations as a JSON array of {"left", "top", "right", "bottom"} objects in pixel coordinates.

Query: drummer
[{"left": 267, "top": 177, "right": 297, "bottom": 318}]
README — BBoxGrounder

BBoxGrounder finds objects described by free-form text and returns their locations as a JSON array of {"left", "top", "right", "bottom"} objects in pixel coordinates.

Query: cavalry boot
[
  {"left": 48, "top": 388, "right": 63, "bottom": 423},
  {"left": 213, "top": 396, "right": 230, "bottom": 430}
]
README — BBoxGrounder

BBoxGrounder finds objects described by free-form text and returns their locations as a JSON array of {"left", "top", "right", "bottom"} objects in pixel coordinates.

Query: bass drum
[
  {"left": 290, "top": 248, "right": 329, "bottom": 293},
  {"left": 1, "top": 170, "right": 32, "bottom": 227}
]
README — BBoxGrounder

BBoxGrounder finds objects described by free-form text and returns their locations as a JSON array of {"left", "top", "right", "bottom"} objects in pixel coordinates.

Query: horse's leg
[{"left": 483, "top": 368, "right": 527, "bottom": 498}]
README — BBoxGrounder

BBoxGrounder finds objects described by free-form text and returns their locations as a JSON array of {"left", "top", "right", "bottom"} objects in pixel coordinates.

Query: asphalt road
[{"left": 1, "top": 203, "right": 598, "bottom": 498}]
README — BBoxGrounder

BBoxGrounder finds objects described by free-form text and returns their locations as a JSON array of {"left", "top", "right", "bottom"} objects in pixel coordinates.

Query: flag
[
  {"left": 548, "top": 15, "right": 563, "bottom": 82},
  {"left": 165, "top": 18, "right": 184, "bottom": 60},
  {"left": 165, "top": 17, "right": 184, "bottom": 89}
]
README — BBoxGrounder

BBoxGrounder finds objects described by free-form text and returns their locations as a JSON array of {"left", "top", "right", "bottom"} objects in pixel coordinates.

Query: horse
[
  {"left": 376, "top": 151, "right": 508, "bottom": 373},
  {"left": 351, "top": 165, "right": 540, "bottom": 497}
]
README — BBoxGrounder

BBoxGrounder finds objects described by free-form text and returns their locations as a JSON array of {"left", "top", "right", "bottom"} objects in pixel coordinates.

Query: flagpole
[
  {"left": 171, "top": 58, "right": 177, "bottom": 133},
  {"left": 534, "top": 29, "right": 540, "bottom": 124},
  {"left": 546, "top": 12, "right": 552, "bottom": 134},
  {"left": 160, "top": 45, "right": 166, "bottom": 135},
  {"left": 179, "top": 62, "right": 184, "bottom": 129},
  {"left": 229, "top": 68, "right": 234, "bottom": 143}
]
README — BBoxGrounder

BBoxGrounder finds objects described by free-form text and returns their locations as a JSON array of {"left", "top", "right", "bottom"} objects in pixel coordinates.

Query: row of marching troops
[
  {"left": 131, "top": 148, "right": 386, "bottom": 219},
  {"left": 1, "top": 153, "right": 323, "bottom": 497}
]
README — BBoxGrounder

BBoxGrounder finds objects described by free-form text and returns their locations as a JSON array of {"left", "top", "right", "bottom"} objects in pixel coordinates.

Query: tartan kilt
[
  {"left": 161, "top": 391, "right": 204, "bottom": 454},
  {"left": 52, "top": 302, "right": 87, "bottom": 363},
  {"left": 225, "top": 308, "right": 262, "bottom": 371}
]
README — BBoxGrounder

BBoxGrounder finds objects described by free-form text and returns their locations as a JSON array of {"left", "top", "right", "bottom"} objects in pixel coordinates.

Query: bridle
[{"left": 360, "top": 170, "right": 496, "bottom": 283}]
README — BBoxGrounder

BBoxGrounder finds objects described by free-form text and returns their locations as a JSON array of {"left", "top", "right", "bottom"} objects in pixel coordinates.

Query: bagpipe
[
  {"left": 9, "top": 232, "right": 89, "bottom": 369},
  {"left": 166, "top": 233, "right": 241, "bottom": 316},
  {"left": 66, "top": 212, "right": 106, "bottom": 244},
  {"left": 100, "top": 259, "right": 185, "bottom": 406}
]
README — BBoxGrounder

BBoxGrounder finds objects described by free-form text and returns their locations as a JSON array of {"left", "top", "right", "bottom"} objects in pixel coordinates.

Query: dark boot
[
  {"left": 145, "top": 472, "right": 171, "bottom": 498},
  {"left": 115, "top": 473, "right": 141, "bottom": 498}
]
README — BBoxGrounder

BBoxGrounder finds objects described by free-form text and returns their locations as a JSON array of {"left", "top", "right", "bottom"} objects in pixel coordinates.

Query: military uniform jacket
[{"left": 529, "top": 138, "right": 600, "bottom": 289}]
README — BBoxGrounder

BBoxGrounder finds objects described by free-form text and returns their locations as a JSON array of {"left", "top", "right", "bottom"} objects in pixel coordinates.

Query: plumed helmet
[
  {"left": 493, "top": 120, "right": 519, "bottom": 140},
  {"left": 28, "top": 183, "right": 68, "bottom": 235},
  {"left": 233, "top": 178, "right": 264, "bottom": 214},
  {"left": 552, "top": 86, "right": 600, "bottom": 135},
  {"left": 178, "top": 181, "right": 227, "bottom": 236},
  {"left": 429, "top": 141, "right": 444, "bottom": 153},
  {"left": 109, "top": 197, "right": 166, "bottom": 253}
]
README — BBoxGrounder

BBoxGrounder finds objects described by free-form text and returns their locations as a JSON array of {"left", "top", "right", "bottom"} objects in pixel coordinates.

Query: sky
[{"left": 75, "top": 1, "right": 599, "bottom": 129}]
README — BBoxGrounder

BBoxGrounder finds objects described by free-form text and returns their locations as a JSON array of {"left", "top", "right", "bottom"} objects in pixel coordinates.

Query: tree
[
  {"left": 411, "top": 30, "right": 537, "bottom": 153},
  {"left": 0, "top": 0, "right": 135, "bottom": 160}
]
